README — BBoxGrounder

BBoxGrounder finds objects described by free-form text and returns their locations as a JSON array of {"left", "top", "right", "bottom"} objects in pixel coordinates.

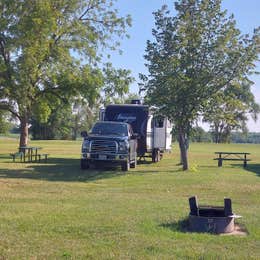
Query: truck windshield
[{"left": 91, "top": 123, "right": 128, "bottom": 136}]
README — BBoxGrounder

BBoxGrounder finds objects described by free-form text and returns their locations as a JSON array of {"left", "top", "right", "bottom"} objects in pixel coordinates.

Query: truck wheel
[
  {"left": 121, "top": 160, "right": 130, "bottom": 171},
  {"left": 81, "top": 159, "right": 90, "bottom": 170},
  {"left": 130, "top": 153, "right": 137, "bottom": 168}
]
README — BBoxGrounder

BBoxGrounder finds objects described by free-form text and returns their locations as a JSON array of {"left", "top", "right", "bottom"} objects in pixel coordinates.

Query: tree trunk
[
  {"left": 214, "top": 123, "right": 220, "bottom": 143},
  {"left": 19, "top": 116, "right": 29, "bottom": 147},
  {"left": 178, "top": 130, "right": 189, "bottom": 171},
  {"left": 72, "top": 127, "right": 77, "bottom": 140}
]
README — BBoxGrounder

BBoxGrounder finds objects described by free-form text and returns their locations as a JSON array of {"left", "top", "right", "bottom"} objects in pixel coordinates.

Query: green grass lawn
[{"left": 0, "top": 139, "right": 259, "bottom": 259}]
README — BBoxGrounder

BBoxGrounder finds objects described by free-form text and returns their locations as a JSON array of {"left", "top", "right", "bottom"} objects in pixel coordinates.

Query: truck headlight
[
  {"left": 118, "top": 141, "right": 129, "bottom": 152},
  {"left": 82, "top": 140, "right": 90, "bottom": 153}
]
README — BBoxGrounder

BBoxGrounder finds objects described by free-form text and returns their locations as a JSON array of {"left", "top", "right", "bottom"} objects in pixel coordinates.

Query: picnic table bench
[
  {"left": 10, "top": 146, "right": 49, "bottom": 163},
  {"left": 37, "top": 153, "right": 49, "bottom": 163},
  {"left": 214, "top": 152, "right": 250, "bottom": 168},
  {"left": 10, "top": 152, "right": 23, "bottom": 162}
]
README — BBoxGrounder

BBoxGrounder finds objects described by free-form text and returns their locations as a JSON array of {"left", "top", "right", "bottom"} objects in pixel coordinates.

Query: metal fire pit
[{"left": 188, "top": 196, "right": 241, "bottom": 234}]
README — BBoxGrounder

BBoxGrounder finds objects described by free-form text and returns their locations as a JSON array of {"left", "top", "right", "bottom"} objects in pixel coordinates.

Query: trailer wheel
[
  {"left": 160, "top": 152, "right": 163, "bottom": 160},
  {"left": 121, "top": 159, "right": 130, "bottom": 171},
  {"left": 152, "top": 149, "right": 160, "bottom": 163},
  {"left": 81, "top": 159, "right": 90, "bottom": 170}
]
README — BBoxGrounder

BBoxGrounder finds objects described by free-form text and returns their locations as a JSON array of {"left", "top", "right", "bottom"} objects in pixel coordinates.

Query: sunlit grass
[{"left": 0, "top": 139, "right": 259, "bottom": 259}]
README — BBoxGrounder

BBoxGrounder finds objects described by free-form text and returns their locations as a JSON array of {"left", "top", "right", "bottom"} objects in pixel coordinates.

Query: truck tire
[
  {"left": 121, "top": 159, "right": 130, "bottom": 171},
  {"left": 130, "top": 153, "right": 137, "bottom": 168},
  {"left": 81, "top": 159, "right": 90, "bottom": 170}
]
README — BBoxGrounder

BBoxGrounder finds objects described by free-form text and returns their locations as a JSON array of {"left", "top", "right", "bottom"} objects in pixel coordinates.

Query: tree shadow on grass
[
  {"left": 242, "top": 164, "right": 260, "bottom": 177},
  {"left": 1, "top": 156, "right": 184, "bottom": 182},
  {"left": 0, "top": 157, "right": 126, "bottom": 182},
  {"left": 159, "top": 218, "right": 190, "bottom": 233},
  {"left": 0, "top": 154, "right": 13, "bottom": 160}
]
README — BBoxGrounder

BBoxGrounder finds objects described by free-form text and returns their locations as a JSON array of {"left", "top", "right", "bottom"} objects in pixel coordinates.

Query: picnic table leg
[
  {"left": 218, "top": 154, "right": 222, "bottom": 167},
  {"left": 243, "top": 154, "right": 247, "bottom": 168}
]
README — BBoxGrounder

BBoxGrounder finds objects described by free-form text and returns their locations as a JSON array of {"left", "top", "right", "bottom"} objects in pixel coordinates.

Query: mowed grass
[{"left": 0, "top": 139, "right": 259, "bottom": 259}]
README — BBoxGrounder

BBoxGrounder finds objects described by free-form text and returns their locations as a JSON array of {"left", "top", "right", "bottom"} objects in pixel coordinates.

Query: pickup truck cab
[{"left": 81, "top": 121, "right": 138, "bottom": 171}]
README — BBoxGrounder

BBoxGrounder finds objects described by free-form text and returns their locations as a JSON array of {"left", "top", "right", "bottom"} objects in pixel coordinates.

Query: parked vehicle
[
  {"left": 101, "top": 100, "right": 172, "bottom": 162},
  {"left": 81, "top": 121, "right": 138, "bottom": 171}
]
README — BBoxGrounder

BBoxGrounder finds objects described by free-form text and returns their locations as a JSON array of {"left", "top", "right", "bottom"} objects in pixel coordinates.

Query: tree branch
[
  {"left": 78, "top": 0, "right": 103, "bottom": 21},
  {"left": 0, "top": 101, "right": 21, "bottom": 120}
]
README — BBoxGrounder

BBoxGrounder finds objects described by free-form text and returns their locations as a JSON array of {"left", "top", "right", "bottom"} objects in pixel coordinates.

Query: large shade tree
[
  {"left": 140, "top": 0, "right": 260, "bottom": 170},
  {"left": 0, "top": 0, "right": 131, "bottom": 147}
]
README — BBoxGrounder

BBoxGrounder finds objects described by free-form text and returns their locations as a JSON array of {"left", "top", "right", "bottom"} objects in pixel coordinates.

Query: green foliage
[
  {"left": 31, "top": 99, "right": 98, "bottom": 140},
  {"left": 0, "top": 0, "right": 131, "bottom": 145},
  {"left": 31, "top": 102, "right": 72, "bottom": 140},
  {"left": 32, "top": 99, "right": 52, "bottom": 124},
  {"left": 140, "top": 0, "right": 260, "bottom": 169},
  {"left": 102, "top": 62, "right": 135, "bottom": 105},
  {"left": 0, "top": 111, "right": 12, "bottom": 134},
  {"left": 190, "top": 126, "right": 212, "bottom": 142},
  {"left": 204, "top": 78, "right": 260, "bottom": 143}
]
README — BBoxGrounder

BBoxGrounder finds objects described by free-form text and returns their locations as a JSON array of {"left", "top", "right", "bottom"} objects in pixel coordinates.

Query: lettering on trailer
[{"left": 116, "top": 113, "right": 137, "bottom": 123}]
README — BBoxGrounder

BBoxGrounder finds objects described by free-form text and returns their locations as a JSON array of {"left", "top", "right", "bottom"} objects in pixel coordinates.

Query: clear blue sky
[{"left": 108, "top": 0, "right": 260, "bottom": 131}]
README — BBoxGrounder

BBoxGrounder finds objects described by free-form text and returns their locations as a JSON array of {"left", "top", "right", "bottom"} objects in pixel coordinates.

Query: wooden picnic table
[
  {"left": 214, "top": 152, "right": 250, "bottom": 168},
  {"left": 19, "top": 146, "right": 42, "bottom": 162}
]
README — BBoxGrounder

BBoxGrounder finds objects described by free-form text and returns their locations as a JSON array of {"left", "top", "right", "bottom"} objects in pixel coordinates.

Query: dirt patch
[{"left": 220, "top": 224, "right": 248, "bottom": 236}]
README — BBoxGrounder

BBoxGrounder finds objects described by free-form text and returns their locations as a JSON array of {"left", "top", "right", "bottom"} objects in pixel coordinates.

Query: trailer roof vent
[{"left": 131, "top": 99, "right": 141, "bottom": 105}]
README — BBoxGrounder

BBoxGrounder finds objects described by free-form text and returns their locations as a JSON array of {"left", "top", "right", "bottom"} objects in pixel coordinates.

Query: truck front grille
[{"left": 90, "top": 140, "right": 117, "bottom": 154}]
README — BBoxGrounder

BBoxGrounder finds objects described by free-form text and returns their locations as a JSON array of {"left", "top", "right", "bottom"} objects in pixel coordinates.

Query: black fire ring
[{"left": 188, "top": 196, "right": 241, "bottom": 234}]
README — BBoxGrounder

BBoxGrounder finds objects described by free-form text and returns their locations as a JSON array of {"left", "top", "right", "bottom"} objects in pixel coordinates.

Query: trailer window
[{"left": 154, "top": 117, "right": 164, "bottom": 128}]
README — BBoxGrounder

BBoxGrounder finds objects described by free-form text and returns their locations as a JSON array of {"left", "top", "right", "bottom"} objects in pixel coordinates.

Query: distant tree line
[
  {"left": 230, "top": 132, "right": 260, "bottom": 144},
  {"left": 190, "top": 127, "right": 260, "bottom": 144}
]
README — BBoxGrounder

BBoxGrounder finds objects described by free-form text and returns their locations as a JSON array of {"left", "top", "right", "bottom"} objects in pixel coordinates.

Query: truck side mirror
[{"left": 80, "top": 131, "right": 88, "bottom": 138}]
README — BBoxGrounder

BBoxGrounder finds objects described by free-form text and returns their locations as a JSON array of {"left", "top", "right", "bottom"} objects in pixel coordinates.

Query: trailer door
[
  {"left": 153, "top": 117, "right": 166, "bottom": 149},
  {"left": 153, "top": 117, "right": 172, "bottom": 150}
]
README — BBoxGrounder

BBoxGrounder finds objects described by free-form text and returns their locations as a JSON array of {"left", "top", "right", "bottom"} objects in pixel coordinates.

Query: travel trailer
[{"left": 101, "top": 100, "right": 172, "bottom": 162}]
